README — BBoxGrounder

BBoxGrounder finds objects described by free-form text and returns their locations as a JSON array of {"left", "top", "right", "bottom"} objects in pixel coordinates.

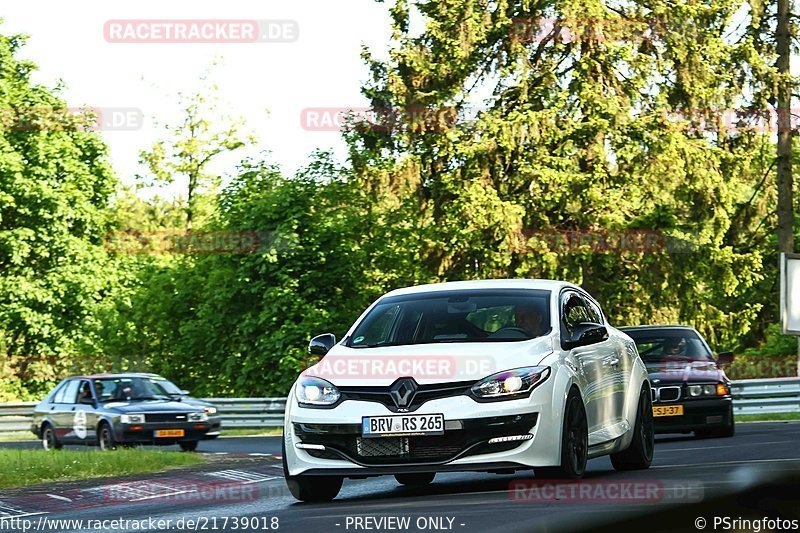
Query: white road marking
[
  {"left": 653, "top": 457, "right": 800, "bottom": 469},
  {"left": 205, "top": 470, "right": 277, "bottom": 483},
  {"left": 46, "top": 494, "right": 72, "bottom": 502},
  {"left": 0, "top": 501, "right": 48, "bottom": 518}
]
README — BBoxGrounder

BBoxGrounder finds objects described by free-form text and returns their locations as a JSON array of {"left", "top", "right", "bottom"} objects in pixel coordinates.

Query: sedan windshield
[
  {"left": 624, "top": 328, "right": 714, "bottom": 363},
  {"left": 349, "top": 289, "right": 552, "bottom": 348},
  {"left": 94, "top": 377, "right": 172, "bottom": 402}
]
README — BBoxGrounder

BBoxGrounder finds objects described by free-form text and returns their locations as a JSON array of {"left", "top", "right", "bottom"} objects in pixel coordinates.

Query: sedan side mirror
[
  {"left": 565, "top": 323, "right": 608, "bottom": 349},
  {"left": 716, "top": 351, "right": 734, "bottom": 366},
  {"left": 309, "top": 333, "right": 336, "bottom": 356}
]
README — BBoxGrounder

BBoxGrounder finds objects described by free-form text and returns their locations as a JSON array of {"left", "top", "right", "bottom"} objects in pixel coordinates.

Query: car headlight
[
  {"left": 688, "top": 384, "right": 723, "bottom": 398},
  {"left": 295, "top": 377, "right": 341, "bottom": 406},
  {"left": 203, "top": 406, "right": 217, "bottom": 415},
  {"left": 120, "top": 414, "right": 145, "bottom": 424},
  {"left": 471, "top": 367, "right": 551, "bottom": 400},
  {"left": 188, "top": 412, "right": 208, "bottom": 422}
]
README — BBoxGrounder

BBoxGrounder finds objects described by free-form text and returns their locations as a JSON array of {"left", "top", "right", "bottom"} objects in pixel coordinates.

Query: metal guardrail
[{"left": 0, "top": 378, "right": 797, "bottom": 434}]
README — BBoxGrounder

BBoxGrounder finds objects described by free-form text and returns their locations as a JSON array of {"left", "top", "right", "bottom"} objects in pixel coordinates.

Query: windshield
[
  {"left": 624, "top": 328, "right": 714, "bottom": 363},
  {"left": 349, "top": 289, "right": 552, "bottom": 348},
  {"left": 94, "top": 377, "right": 173, "bottom": 402}
]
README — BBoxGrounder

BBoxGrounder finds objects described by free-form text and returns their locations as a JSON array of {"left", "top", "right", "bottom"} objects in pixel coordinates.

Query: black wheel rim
[
  {"left": 640, "top": 390, "right": 655, "bottom": 461},
  {"left": 566, "top": 398, "right": 588, "bottom": 475}
]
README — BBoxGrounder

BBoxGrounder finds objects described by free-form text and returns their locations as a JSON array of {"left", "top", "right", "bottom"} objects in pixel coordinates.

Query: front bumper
[
  {"left": 284, "top": 380, "right": 563, "bottom": 477},
  {"left": 653, "top": 397, "right": 733, "bottom": 433},
  {"left": 113, "top": 421, "right": 215, "bottom": 444}
]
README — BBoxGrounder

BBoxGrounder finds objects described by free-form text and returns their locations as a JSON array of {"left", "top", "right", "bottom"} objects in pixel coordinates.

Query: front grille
[
  {"left": 339, "top": 380, "right": 474, "bottom": 412},
  {"left": 655, "top": 386, "right": 682, "bottom": 402},
  {"left": 296, "top": 413, "right": 537, "bottom": 465},
  {"left": 144, "top": 413, "right": 189, "bottom": 423}
]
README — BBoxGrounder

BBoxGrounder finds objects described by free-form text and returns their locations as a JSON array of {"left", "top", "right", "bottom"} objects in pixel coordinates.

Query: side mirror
[
  {"left": 716, "top": 351, "right": 734, "bottom": 366},
  {"left": 565, "top": 323, "right": 608, "bottom": 349},
  {"left": 309, "top": 333, "right": 336, "bottom": 357},
  {"left": 179, "top": 389, "right": 190, "bottom": 396}
]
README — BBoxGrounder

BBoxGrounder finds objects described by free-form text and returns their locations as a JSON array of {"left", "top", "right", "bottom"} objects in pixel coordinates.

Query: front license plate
[
  {"left": 653, "top": 405, "right": 684, "bottom": 417},
  {"left": 155, "top": 429, "right": 185, "bottom": 438},
  {"left": 362, "top": 414, "right": 444, "bottom": 438}
]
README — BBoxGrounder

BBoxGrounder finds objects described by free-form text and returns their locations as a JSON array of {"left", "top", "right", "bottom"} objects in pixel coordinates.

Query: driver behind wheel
[{"left": 515, "top": 304, "right": 544, "bottom": 337}]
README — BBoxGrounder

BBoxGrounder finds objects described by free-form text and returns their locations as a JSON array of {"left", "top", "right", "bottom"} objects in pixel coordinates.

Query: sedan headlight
[
  {"left": 120, "top": 414, "right": 145, "bottom": 424},
  {"left": 188, "top": 412, "right": 208, "bottom": 422},
  {"left": 688, "top": 384, "right": 727, "bottom": 398},
  {"left": 203, "top": 406, "right": 218, "bottom": 415},
  {"left": 295, "top": 377, "right": 341, "bottom": 406},
  {"left": 471, "top": 367, "right": 551, "bottom": 400}
]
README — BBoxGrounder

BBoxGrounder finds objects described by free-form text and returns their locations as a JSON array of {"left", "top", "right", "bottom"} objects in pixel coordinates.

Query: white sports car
[{"left": 283, "top": 279, "right": 653, "bottom": 501}]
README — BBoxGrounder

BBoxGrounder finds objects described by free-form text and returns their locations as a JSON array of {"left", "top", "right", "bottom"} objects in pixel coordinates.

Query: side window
[
  {"left": 583, "top": 296, "right": 604, "bottom": 324},
  {"left": 75, "top": 380, "right": 92, "bottom": 403},
  {"left": 50, "top": 381, "right": 68, "bottom": 403},
  {"left": 57, "top": 380, "right": 80, "bottom": 404},
  {"left": 561, "top": 292, "right": 591, "bottom": 338}
]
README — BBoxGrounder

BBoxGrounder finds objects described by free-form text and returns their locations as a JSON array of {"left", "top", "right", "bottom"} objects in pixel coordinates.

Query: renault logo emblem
[{"left": 389, "top": 378, "right": 418, "bottom": 409}]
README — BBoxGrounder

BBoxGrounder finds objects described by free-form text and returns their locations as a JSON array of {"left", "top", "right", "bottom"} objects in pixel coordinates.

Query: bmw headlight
[
  {"left": 688, "top": 384, "right": 724, "bottom": 398},
  {"left": 188, "top": 412, "right": 208, "bottom": 422},
  {"left": 471, "top": 367, "right": 551, "bottom": 400},
  {"left": 120, "top": 414, "right": 145, "bottom": 424},
  {"left": 295, "top": 377, "right": 341, "bottom": 406}
]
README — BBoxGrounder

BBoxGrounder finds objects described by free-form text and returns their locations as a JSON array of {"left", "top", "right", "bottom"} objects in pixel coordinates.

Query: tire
[
  {"left": 395, "top": 473, "right": 435, "bottom": 486},
  {"left": 535, "top": 388, "right": 588, "bottom": 479},
  {"left": 179, "top": 441, "right": 199, "bottom": 452},
  {"left": 610, "top": 384, "right": 654, "bottom": 471},
  {"left": 97, "top": 423, "right": 117, "bottom": 451},
  {"left": 282, "top": 439, "right": 342, "bottom": 502},
  {"left": 41, "top": 424, "right": 62, "bottom": 451},
  {"left": 696, "top": 406, "right": 735, "bottom": 439}
]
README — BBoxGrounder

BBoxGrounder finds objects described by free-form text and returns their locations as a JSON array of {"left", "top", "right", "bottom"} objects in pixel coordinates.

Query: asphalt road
[{"left": 1, "top": 422, "right": 799, "bottom": 533}]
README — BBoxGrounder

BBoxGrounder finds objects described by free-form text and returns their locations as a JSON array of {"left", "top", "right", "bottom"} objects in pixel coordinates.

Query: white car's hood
[{"left": 302, "top": 335, "right": 556, "bottom": 386}]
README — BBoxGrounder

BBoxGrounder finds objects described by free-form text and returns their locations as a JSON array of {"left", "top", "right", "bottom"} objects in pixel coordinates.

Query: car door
[
  {"left": 560, "top": 291, "right": 604, "bottom": 435},
  {"left": 71, "top": 380, "right": 98, "bottom": 445},
  {"left": 53, "top": 379, "right": 80, "bottom": 442},
  {"left": 581, "top": 292, "right": 627, "bottom": 431}
]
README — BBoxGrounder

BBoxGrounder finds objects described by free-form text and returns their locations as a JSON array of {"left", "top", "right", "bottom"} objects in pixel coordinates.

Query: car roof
[
  {"left": 619, "top": 325, "right": 697, "bottom": 331},
  {"left": 383, "top": 279, "right": 580, "bottom": 297},
  {"left": 67, "top": 373, "right": 166, "bottom": 380}
]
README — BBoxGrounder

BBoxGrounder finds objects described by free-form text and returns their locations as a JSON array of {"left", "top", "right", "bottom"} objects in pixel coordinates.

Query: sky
[{"left": 1, "top": 0, "right": 393, "bottom": 192}]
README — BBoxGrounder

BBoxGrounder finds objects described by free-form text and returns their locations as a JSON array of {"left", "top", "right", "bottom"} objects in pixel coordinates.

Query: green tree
[{"left": 0, "top": 33, "right": 120, "bottom": 398}]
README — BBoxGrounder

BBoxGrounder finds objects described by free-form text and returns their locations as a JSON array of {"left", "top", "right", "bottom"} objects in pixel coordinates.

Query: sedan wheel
[
  {"left": 98, "top": 425, "right": 117, "bottom": 451},
  {"left": 42, "top": 425, "right": 62, "bottom": 451}
]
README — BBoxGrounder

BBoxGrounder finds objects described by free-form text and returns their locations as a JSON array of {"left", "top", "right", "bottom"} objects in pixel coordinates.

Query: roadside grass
[
  {"left": 0, "top": 448, "right": 205, "bottom": 489},
  {"left": 736, "top": 412, "right": 800, "bottom": 422},
  {"left": 221, "top": 427, "right": 282, "bottom": 437}
]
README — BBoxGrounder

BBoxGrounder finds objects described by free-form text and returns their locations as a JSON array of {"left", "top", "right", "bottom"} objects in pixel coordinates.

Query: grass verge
[
  {"left": 0, "top": 448, "right": 205, "bottom": 489},
  {"left": 221, "top": 427, "right": 283, "bottom": 437},
  {"left": 736, "top": 412, "right": 800, "bottom": 422}
]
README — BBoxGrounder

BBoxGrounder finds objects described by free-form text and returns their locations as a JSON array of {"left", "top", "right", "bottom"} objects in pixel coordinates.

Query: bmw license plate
[
  {"left": 653, "top": 405, "right": 684, "bottom": 417},
  {"left": 362, "top": 414, "right": 444, "bottom": 438}
]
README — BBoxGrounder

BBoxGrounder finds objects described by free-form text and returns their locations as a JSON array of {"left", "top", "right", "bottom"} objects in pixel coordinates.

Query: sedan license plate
[
  {"left": 653, "top": 405, "right": 684, "bottom": 417},
  {"left": 154, "top": 429, "right": 185, "bottom": 438},
  {"left": 362, "top": 414, "right": 444, "bottom": 438}
]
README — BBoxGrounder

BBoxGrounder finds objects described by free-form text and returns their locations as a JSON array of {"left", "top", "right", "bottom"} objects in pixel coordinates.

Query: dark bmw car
[
  {"left": 31, "top": 374, "right": 221, "bottom": 451},
  {"left": 620, "top": 325, "right": 735, "bottom": 438}
]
